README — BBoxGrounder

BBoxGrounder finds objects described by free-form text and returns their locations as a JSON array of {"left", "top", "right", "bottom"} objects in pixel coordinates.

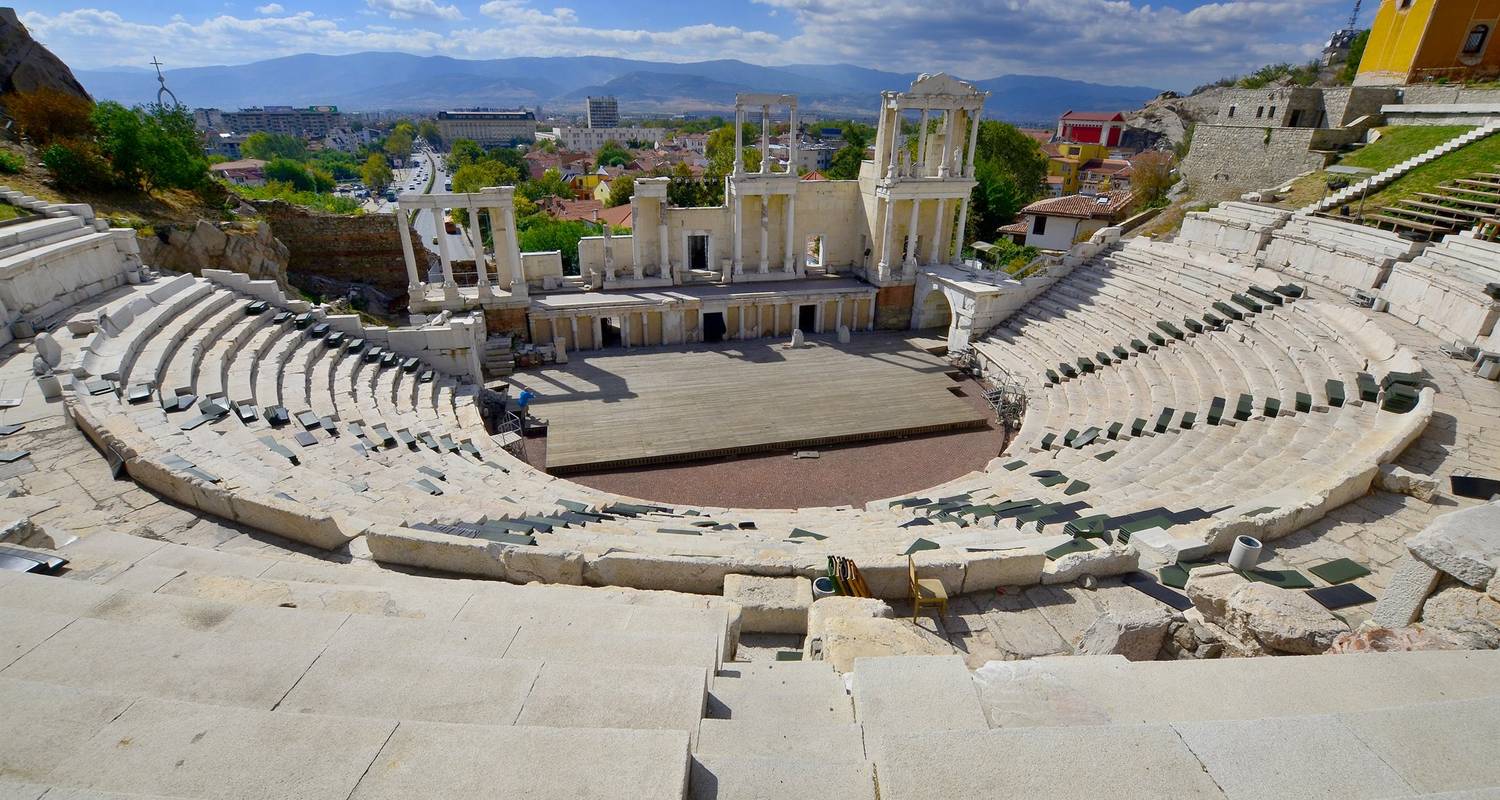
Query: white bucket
[
  {"left": 812, "top": 576, "right": 836, "bottom": 599},
  {"left": 1228, "top": 535, "right": 1263, "bottom": 572}
]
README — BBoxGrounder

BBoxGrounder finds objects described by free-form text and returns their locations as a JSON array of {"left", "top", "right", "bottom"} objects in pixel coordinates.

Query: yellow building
[
  {"left": 1046, "top": 142, "right": 1110, "bottom": 195},
  {"left": 1356, "top": 0, "right": 1500, "bottom": 85},
  {"left": 592, "top": 179, "right": 613, "bottom": 203}
]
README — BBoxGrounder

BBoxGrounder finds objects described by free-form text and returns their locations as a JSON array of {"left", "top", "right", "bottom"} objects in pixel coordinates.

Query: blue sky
[{"left": 17, "top": 0, "right": 1362, "bottom": 89}]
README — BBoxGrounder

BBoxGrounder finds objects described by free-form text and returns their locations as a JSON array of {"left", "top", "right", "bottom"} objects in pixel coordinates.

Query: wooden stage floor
[{"left": 510, "top": 333, "right": 990, "bottom": 472}]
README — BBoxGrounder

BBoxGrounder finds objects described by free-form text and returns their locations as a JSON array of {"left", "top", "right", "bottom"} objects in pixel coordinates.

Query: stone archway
[{"left": 915, "top": 288, "right": 953, "bottom": 330}]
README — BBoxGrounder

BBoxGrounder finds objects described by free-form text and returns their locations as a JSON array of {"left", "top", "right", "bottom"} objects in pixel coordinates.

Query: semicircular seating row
[{"left": 63, "top": 233, "right": 1429, "bottom": 594}]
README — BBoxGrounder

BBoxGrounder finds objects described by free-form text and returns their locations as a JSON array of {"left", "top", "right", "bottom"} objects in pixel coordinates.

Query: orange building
[{"left": 1356, "top": 0, "right": 1500, "bottom": 84}]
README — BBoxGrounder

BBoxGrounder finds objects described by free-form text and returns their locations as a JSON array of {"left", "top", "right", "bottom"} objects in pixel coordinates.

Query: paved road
[{"left": 407, "top": 151, "right": 475, "bottom": 268}]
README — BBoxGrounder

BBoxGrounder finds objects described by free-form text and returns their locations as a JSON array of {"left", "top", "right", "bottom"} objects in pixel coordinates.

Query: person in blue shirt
[{"left": 515, "top": 388, "right": 535, "bottom": 433}]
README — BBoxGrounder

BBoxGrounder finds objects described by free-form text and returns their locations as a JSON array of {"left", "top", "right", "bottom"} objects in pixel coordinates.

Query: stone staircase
[
  {"left": 484, "top": 334, "right": 515, "bottom": 377},
  {"left": 1297, "top": 122, "right": 1500, "bottom": 217},
  {"left": 1358, "top": 166, "right": 1500, "bottom": 240}
]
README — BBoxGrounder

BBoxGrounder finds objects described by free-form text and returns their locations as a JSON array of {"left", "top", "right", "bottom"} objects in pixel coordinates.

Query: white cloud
[
  {"left": 364, "top": 0, "right": 463, "bottom": 22},
  {"left": 254, "top": 3, "right": 284, "bottom": 14},
  {"left": 19, "top": 0, "right": 1353, "bottom": 91}
]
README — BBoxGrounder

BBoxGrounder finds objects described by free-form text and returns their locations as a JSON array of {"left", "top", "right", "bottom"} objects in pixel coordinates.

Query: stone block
[
  {"left": 858, "top": 554, "right": 962, "bottom": 599},
  {"left": 722, "top": 574, "right": 812, "bottom": 634},
  {"left": 822, "top": 618, "right": 955, "bottom": 674},
  {"left": 1129, "top": 527, "right": 1210, "bottom": 564},
  {"left": 1075, "top": 606, "right": 1175, "bottom": 661},
  {"left": 959, "top": 551, "right": 1046, "bottom": 593},
  {"left": 1417, "top": 583, "right": 1500, "bottom": 650},
  {"left": 805, "top": 596, "right": 892, "bottom": 659},
  {"left": 1041, "top": 542, "right": 1137, "bottom": 585},
  {"left": 1376, "top": 464, "right": 1438, "bottom": 502},
  {"left": 1189, "top": 568, "right": 1348, "bottom": 655},
  {"left": 849, "top": 655, "right": 985, "bottom": 734},
  {"left": 1372, "top": 554, "right": 1443, "bottom": 628},
  {"left": 1407, "top": 502, "right": 1500, "bottom": 588}
]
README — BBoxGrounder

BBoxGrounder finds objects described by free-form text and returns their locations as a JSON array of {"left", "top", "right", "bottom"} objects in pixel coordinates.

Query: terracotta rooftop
[{"left": 1022, "top": 190, "right": 1136, "bottom": 220}]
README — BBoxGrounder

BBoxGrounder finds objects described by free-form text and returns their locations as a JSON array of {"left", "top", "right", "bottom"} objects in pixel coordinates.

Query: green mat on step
[
  {"left": 1244, "top": 568, "right": 1314, "bottom": 589},
  {"left": 1045, "top": 537, "right": 1096, "bottom": 561},
  {"left": 1308, "top": 558, "right": 1371, "bottom": 585},
  {"left": 775, "top": 651, "right": 803, "bottom": 661},
  {"left": 902, "top": 538, "right": 941, "bottom": 556},
  {"left": 1160, "top": 565, "right": 1190, "bottom": 589}
]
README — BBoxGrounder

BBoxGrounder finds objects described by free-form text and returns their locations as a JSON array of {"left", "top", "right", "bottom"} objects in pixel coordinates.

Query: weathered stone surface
[
  {"left": 821, "top": 617, "right": 953, "bottom": 673},
  {"left": 805, "top": 596, "right": 892, "bottom": 661},
  {"left": 0, "top": 8, "right": 90, "bottom": 102},
  {"left": 1129, "top": 527, "right": 1209, "bottom": 564},
  {"left": 1418, "top": 583, "right": 1500, "bottom": 650},
  {"left": 1224, "top": 582, "right": 1349, "bottom": 655},
  {"left": 1372, "top": 554, "right": 1442, "bottom": 628},
  {"left": 1376, "top": 464, "right": 1438, "bottom": 502},
  {"left": 1076, "top": 606, "right": 1174, "bottom": 661},
  {"left": 1328, "top": 626, "right": 1454, "bottom": 653},
  {"left": 138, "top": 220, "right": 289, "bottom": 288},
  {"left": 1188, "top": 567, "right": 1347, "bottom": 655},
  {"left": 1041, "top": 542, "right": 1137, "bottom": 585},
  {"left": 722, "top": 574, "right": 812, "bottom": 634},
  {"left": 1407, "top": 502, "right": 1500, "bottom": 589}
]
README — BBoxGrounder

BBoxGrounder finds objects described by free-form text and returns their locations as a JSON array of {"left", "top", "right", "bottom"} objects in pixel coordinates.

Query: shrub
[
  {"left": 231, "top": 180, "right": 362, "bottom": 214},
  {"left": 3, "top": 88, "right": 93, "bottom": 146},
  {"left": 41, "top": 140, "right": 120, "bottom": 190},
  {"left": 0, "top": 149, "right": 23, "bottom": 174}
]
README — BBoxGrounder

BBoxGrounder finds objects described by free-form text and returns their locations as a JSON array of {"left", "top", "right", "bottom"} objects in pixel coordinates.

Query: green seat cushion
[
  {"left": 1308, "top": 558, "right": 1371, "bottom": 585},
  {"left": 1160, "top": 564, "right": 1190, "bottom": 589},
  {"left": 902, "top": 538, "right": 941, "bottom": 555},
  {"left": 1045, "top": 537, "right": 1096, "bottom": 560},
  {"left": 1244, "top": 568, "right": 1314, "bottom": 589}
]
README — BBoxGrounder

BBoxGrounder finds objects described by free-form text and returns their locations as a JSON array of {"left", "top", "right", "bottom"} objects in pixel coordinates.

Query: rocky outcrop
[
  {"left": 1186, "top": 567, "right": 1349, "bottom": 655},
  {"left": 1076, "top": 606, "right": 1175, "bottom": 661},
  {"left": 1122, "top": 89, "right": 1223, "bottom": 150},
  {"left": 137, "top": 220, "right": 289, "bottom": 287},
  {"left": 0, "top": 8, "right": 90, "bottom": 104},
  {"left": 1417, "top": 582, "right": 1500, "bottom": 650}
]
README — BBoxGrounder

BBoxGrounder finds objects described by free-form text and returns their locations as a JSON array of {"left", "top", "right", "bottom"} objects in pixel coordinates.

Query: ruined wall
[
  {"left": 138, "top": 220, "right": 289, "bottom": 287},
  {"left": 874, "top": 284, "right": 915, "bottom": 330},
  {"left": 1180, "top": 125, "right": 1332, "bottom": 199},
  {"left": 252, "top": 200, "right": 413, "bottom": 304}
]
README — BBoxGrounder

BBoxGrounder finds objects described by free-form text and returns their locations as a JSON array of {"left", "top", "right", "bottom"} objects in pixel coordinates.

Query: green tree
[
  {"left": 451, "top": 159, "right": 520, "bottom": 194},
  {"left": 448, "top": 139, "right": 485, "bottom": 171},
  {"left": 518, "top": 217, "right": 592, "bottom": 273},
  {"left": 606, "top": 174, "right": 634, "bottom": 207},
  {"left": 1130, "top": 150, "right": 1176, "bottom": 206},
  {"left": 417, "top": 119, "right": 440, "bottom": 145},
  {"left": 385, "top": 123, "right": 415, "bottom": 160},
  {"left": 960, "top": 121, "right": 1049, "bottom": 246},
  {"left": 667, "top": 161, "right": 708, "bottom": 207},
  {"left": 360, "top": 153, "right": 392, "bottom": 192},
  {"left": 264, "top": 158, "right": 316, "bottom": 191},
  {"left": 242, "top": 131, "right": 307, "bottom": 161},
  {"left": 520, "top": 167, "right": 573, "bottom": 201},
  {"left": 596, "top": 140, "right": 631, "bottom": 168},
  {"left": 489, "top": 145, "right": 526, "bottom": 174},
  {"left": 1338, "top": 30, "right": 1371, "bottom": 85},
  {"left": 90, "top": 102, "right": 208, "bottom": 191},
  {"left": 310, "top": 149, "right": 360, "bottom": 180}
]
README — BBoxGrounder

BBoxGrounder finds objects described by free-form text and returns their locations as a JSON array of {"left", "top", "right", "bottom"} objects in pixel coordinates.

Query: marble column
[
  {"left": 759, "top": 105, "right": 770, "bottom": 174},
  {"left": 435, "top": 208, "right": 457, "bottom": 288},
  {"left": 877, "top": 196, "right": 895, "bottom": 278},
  {"left": 938, "top": 110, "right": 954, "bottom": 178},
  {"left": 592, "top": 316, "right": 602, "bottom": 351},
  {"left": 622, "top": 313, "right": 631, "bottom": 349},
  {"left": 965, "top": 107, "right": 982, "bottom": 179},
  {"left": 395, "top": 206, "right": 421, "bottom": 291},
  {"left": 657, "top": 201, "right": 670, "bottom": 281},
  {"left": 930, "top": 198, "right": 947, "bottom": 266},
  {"left": 467, "top": 201, "right": 490, "bottom": 294},
  {"left": 602, "top": 224, "right": 615, "bottom": 282},
  {"left": 783, "top": 193, "right": 796, "bottom": 273},
  {"left": 488, "top": 206, "right": 511, "bottom": 290},
  {"left": 630, "top": 197, "right": 643, "bottom": 279},
  {"left": 570, "top": 317, "right": 579, "bottom": 352},
  {"left": 917, "top": 105, "right": 929, "bottom": 176},
  {"left": 504, "top": 204, "right": 527, "bottom": 298},
  {"left": 731, "top": 189, "right": 742, "bottom": 278},
  {"left": 835, "top": 296, "right": 845, "bottom": 331},
  {"left": 904, "top": 199, "right": 920, "bottom": 272},
  {"left": 733, "top": 106, "right": 744, "bottom": 175},
  {"left": 886, "top": 106, "right": 902, "bottom": 179},
  {"left": 866, "top": 294, "right": 876, "bottom": 331},
  {"left": 758, "top": 193, "right": 769, "bottom": 274},
  {"left": 787, "top": 102, "right": 798, "bottom": 174},
  {"left": 953, "top": 198, "right": 970, "bottom": 264}
]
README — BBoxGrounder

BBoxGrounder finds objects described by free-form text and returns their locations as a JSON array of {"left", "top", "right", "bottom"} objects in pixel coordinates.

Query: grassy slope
[
  {"left": 0, "top": 203, "right": 26, "bottom": 222},
  {"left": 1362, "top": 130, "right": 1500, "bottom": 207},
  {"left": 1276, "top": 125, "right": 1477, "bottom": 209}
]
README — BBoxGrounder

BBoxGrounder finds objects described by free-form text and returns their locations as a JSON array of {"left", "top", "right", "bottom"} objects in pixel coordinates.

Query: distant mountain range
[{"left": 74, "top": 53, "right": 1163, "bottom": 124}]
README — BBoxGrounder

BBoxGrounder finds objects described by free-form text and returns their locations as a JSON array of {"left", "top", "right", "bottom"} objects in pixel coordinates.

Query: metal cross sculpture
[{"left": 151, "top": 57, "right": 181, "bottom": 108}]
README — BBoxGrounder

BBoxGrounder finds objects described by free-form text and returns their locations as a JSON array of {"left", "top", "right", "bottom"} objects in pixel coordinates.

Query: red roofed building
[
  {"left": 1014, "top": 190, "right": 1136, "bottom": 250},
  {"left": 1058, "top": 111, "right": 1127, "bottom": 147}
]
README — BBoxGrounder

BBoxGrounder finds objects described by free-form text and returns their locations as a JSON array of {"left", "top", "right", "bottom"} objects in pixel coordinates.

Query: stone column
[
  {"left": 395, "top": 206, "right": 421, "bottom": 291},
  {"left": 622, "top": 313, "right": 631, "bottom": 350},
  {"left": 733, "top": 105, "right": 744, "bottom": 175},
  {"left": 877, "top": 195, "right": 895, "bottom": 278},
  {"left": 731, "top": 187, "right": 743, "bottom": 279},
  {"left": 435, "top": 207, "right": 457, "bottom": 289},
  {"left": 570, "top": 317, "right": 579, "bottom": 351},
  {"left": 738, "top": 305, "right": 747, "bottom": 338},
  {"left": 886, "top": 105, "right": 902, "bottom": 179},
  {"left": 787, "top": 101, "right": 798, "bottom": 175},
  {"left": 904, "top": 199, "right": 920, "bottom": 273},
  {"left": 938, "top": 110, "right": 954, "bottom": 178},
  {"left": 758, "top": 193, "right": 770, "bottom": 274},
  {"left": 592, "top": 316, "right": 603, "bottom": 350},
  {"left": 835, "top": 296, "right": 845, "bottom": 331},
  {"left": 759, "top": 105, "right": 770, "bottom": 174},
  {"left": 783, "top": 192, "right": 796, "bottom": 273},
  {"left": 489, "top": 206, "right": 511, "bottom": 290},
  {"left": 603, "top": 224, "right": 616, "bottom": 282},
  {"left": 965, "top": 107, "right": 982, "bottom": 179},
  {"left": 930, "top": 198, "right": 947, "bottom": 266},
  {"left": 953, "top": 198, "right": 970, "bottom": 264},
  {"left": 867, "top": 294, "right": 876, "bottom": 330},
  {"left": 630, "top": 197, "right": 643, "bottom": 280},
  {"left": 657, "top": 199, "right": 670, "bottom": 281},
  {"left": 505, "top": 203, "right": 527, "bottom": 299},
  {"left": 917, "top": 105, "right": 929, "bottom": 176},
  {"left": 468, "top": 201, "right": 490, "bottom": 294}
]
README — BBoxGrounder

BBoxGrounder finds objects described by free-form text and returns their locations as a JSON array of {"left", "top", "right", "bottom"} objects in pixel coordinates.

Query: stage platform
[{"left": 510, "top": 333, "right": 991, "bottom": 472}]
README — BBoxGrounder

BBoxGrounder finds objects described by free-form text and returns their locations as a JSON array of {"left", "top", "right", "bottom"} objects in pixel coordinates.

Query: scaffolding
[{"left": 953, "top": 347, "right": 1028, "bottom": 431}]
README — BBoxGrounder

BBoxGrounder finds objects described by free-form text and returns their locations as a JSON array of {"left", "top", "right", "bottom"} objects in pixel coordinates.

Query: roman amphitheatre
[{"left": 2, "top": 30, "right": 1500, "bottom": 800}]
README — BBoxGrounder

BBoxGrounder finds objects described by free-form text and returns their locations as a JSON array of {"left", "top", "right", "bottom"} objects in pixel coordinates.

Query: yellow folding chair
[{"left": 909, "top": 555, "right": 948, "bottom": 621}]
